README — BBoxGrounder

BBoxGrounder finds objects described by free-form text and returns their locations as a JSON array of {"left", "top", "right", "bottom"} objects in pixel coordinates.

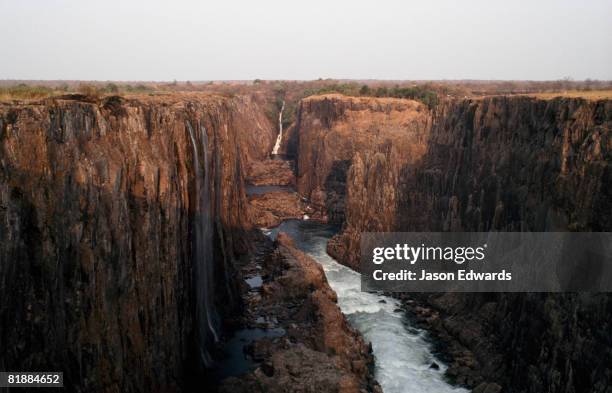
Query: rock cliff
[
  {"left": 295, "top": 94, "right": 432, "bottom": 224},
  {"left": 0, "top": 93, "right": 275, "bottom": 392},
  {"left": 293, "top": 94, "right": 612, "bottom": 392},
  {"left": 2, "top": 89, "right": 610, "bottom": 392},
  {"left": 398, "top": 97, "right": 611, "bottom": 393},
  {"left": 326, "top": 96, "right": 611, "bottom": 270}
]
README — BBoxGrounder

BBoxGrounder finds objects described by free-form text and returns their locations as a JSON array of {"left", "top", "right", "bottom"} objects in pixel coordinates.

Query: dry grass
[
  {"left": 0, "top": 84, "right": 58, "bottom": 101},
  {"left": 0, "top": 82, "right": 164, "bottom": 102}
]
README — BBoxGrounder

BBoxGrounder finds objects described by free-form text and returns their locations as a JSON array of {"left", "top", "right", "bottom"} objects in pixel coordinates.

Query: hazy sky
[{"left": 1, "top": 0, "right": 611, "bottom": 81}]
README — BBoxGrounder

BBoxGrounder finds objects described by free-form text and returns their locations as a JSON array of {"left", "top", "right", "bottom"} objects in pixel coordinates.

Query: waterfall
[
  {"left": 187, "top": 121, "right": 219, "bottom": 367},
  {"left": 271, "top": 100, "right": 285, "bottom": 155}
]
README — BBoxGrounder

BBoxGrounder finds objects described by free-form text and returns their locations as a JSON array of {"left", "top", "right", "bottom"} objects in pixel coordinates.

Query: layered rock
[
  {"left": 330, "top": 96, "right": 611, "bottom": 269},
  {"left": 394, "top": 96, "right": 611, "bottom": 233},
  {"left": 228, "top": 93, "right": 279, "bottom": 164},
  {"left": 395, "top": 96, "right": 612, "bottom": 393},
  {"left": 405, "top": 291, "right": 612, "bottom": 393},
  {"left": 0, "top": 93, "right": 274, "bottom": 392},
  {"left": 295, "top": 94, "right": 432, "bottom": 224},
  {"left": 295, "top": 94, "right": 611, "bottom": 392}
]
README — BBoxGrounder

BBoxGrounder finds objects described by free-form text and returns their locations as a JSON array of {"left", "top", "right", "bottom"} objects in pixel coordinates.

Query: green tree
[{"left": 105, "top": 83, "right": 119, "bottom": 93}]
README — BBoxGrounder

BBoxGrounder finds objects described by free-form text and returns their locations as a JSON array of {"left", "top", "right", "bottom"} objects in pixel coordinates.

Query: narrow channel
[{"left": 268, "top": 219, "right": 470, "bottom": 393}]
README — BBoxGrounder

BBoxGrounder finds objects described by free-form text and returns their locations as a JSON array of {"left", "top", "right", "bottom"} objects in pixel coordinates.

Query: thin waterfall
[
  {"left": 187, "top": 120, "right": 219, "bottom": 366},
  {"left": 271, "top": 100, "right": 285, "bottom": 155}
]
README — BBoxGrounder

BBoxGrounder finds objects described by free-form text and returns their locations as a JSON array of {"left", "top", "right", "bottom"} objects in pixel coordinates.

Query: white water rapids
[
  {"left": 268, "top": 220, "right": 470, "bottom": 393},
  {"left": 271, "top": 100, "right": 285, "bottom": 155}
]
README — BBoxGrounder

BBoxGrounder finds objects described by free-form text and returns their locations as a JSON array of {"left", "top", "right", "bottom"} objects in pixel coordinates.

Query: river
[{"left": 267, "top": 219, "right": 470, "bottom": 393}]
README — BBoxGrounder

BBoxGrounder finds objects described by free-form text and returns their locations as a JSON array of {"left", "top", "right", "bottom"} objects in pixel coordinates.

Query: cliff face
[
  {"left": 295, "top": 94, "right": 612, "bottom": 392},
  {"left": 2, "top": 90, "right": 609, "bottom": 392},
  {"left": 395, "top": 96, "right": 611, "bottom": 233},
  {"left": 295, "top": 94, "right": 432, "bottom": 224},
  {"left": 398, "top": 97, "right": 612, "bottom": 393},
  {"left": 232, "top": 94, "right": 279, "bottom": 164},
  {"left": 328, "top": 96, "right": 611, "bottom": 269},
  {"left": 0, "top": 93, "right": 274, "bottom": 392}
]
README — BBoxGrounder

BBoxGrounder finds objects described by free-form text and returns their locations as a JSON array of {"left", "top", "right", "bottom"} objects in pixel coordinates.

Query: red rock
[{"left": 0, "top": 93, "right": 275, "bottom": 391}]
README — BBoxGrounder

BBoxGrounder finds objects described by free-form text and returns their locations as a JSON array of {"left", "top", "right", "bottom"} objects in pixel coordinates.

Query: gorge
[{"left": 0, "top": 89, "right": 610, "bottom": 393}]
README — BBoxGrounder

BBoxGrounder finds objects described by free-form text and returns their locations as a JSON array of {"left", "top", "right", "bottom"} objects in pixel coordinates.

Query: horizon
[
  {"left": 1, "top": 0, "right": 611, "bottom": 81},
  {"left": 2, "top": 78, "right": 611, "bottom": 83}
]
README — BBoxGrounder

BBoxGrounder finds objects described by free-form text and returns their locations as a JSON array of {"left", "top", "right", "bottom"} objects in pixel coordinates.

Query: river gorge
[{"left": 0, "top": 90, "right": 610, "bottom": 393}]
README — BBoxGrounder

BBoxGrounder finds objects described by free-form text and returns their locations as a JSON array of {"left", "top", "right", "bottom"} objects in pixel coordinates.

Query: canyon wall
[
  {"left": 233, "top": 93, "right": 278, "bottom": 163},
  {"left": 294, "top": 94, "right": 612, "bottom": 392},
  {"left": 327, "top": 96, "right": 611, "bottom": 270},
  {"left": 396, "top": 96, "right": 610, "bottom": 232},
  {"left": 1, "top": 90, "right": 609, "bottom": 392},
  {"left": 295, "top": 94, "right": 432, "bottom": 223},
  {"left": 0, "top": 93, "right": 274, "bottom": 392},
  {"left": 400, "top": 97, "right": 611, "bottom": 393}
]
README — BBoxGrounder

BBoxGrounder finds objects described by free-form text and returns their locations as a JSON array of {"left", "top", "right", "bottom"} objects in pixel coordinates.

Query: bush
[
  {"left": 104, "top": 83, "right": 119, "bottom": 94},
  {"left": 77, "top": 84, "right": 101, "bottom": 98},
  {"left": 302, "top": 82, "right": 439, "bottom": 110},
  {"left": 359, "top": 85, "right": 371, "bottom": 95},
  {"left": 302, "top": 82, "right": 362, "bottom": 97}
]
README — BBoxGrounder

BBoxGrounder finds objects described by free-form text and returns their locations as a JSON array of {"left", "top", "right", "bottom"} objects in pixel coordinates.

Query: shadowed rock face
[
  {"left": 326, "top": 96, "right": 611, "bottom": 270},
  {"left": 0, "top": 94, "right": 275, "bottom": 392},
  {"left": 398, "top": 97, "right": 612, "bottom": 393},
  {"left": 396, "top": 96, "right": 611, "bottom": 233},
  {"left": 294, "top": 94, "right": 612, "bottom": 392}
]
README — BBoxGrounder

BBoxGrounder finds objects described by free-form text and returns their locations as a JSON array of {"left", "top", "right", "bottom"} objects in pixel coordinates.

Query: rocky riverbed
[{"left": 218, "top": 232, "right": 379, "bottom": 393}]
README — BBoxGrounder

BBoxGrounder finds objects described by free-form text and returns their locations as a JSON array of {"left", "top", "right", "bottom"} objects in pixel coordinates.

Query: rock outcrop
[
  {"left": 220, "top": 233, "right": 379, "bottom": 393},
  {"left": 248, "top": 192, "right": 305, "bottom": 228},
  {"left": 0, "top": 93, "right": 274, "bottom": 392},
  {"left": 295, "top": 94, "right": 432, "bottom": 225},
  {"left": 247, "top": 159, "right": 295, "bottom": 186}
]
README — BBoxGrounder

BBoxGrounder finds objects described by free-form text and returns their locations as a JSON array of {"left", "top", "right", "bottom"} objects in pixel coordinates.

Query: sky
[{"left": 1, "top": 0, "right": 611, "bottom": 81}]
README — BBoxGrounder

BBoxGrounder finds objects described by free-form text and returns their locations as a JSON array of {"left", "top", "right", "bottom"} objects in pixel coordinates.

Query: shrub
[
  {"left": 77, "top": 83, "right": 101, "bottom": 98},
  {"left": 359, "top": 85, "right": 371, "bottom": 95},
  {"left": 104, "top": 83, "right": 119, "bottom": 93}
]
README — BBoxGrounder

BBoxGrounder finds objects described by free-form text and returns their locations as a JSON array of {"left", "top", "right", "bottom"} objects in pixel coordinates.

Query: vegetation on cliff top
[
  {"left": 301, "top": 82, "right": 439, "bottom": 109},
  {"left": 2, "top": 79, "right": 611, "bottom": 105},
  {"left": 0, "top": 82, "right": 161, "bottom": 101},
  {"left": 0, "top": 84, "right": 57, "bottom": 100}
]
